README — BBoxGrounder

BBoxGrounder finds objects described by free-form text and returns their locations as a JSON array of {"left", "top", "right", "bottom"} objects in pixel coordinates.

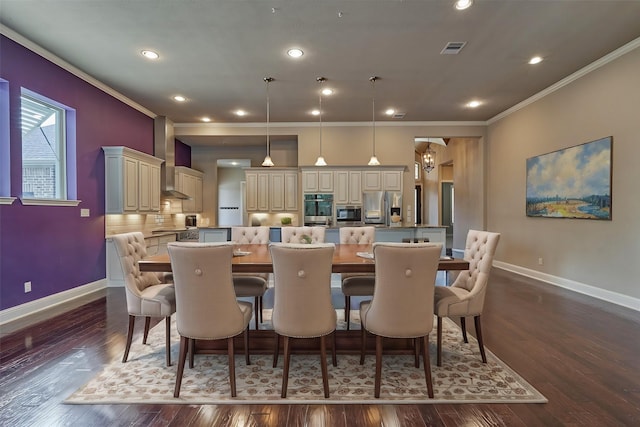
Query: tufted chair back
[
  {"left": 270, "top": 243, "right": 336, "bottom": 337},
  {"left": 339, "top": 226, "right": 375, "bottom": 244},
  {"left": 231, "top": 226, "right": 270, "bottom": 244},
  {"left": 280, "top": 226, "right": 325, "bottom": 244},
  {"left": 361, "top": 243, "right": 441, "bottom": 338},
  {"left": 111, "top": 232, "right": 173, "bottom": 316},
  {"left": 167, "top": 242, "right": 250, "bottom": 339},
  {"left": 448, "top": 230, "right": 500, "bottom": 315}
]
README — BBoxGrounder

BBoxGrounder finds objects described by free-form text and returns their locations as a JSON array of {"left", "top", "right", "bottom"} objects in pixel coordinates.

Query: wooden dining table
[
  {"left": 138, "top": 243, "right": 469, "bottom": 354},
  {"left": 138, "top": 243, "right": 469, "bottom": 274}
]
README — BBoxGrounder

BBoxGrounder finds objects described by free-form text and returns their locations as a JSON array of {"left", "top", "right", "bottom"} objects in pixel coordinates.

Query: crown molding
[{"left": 174, "top": 120, "right": 486, "bottom": 129}]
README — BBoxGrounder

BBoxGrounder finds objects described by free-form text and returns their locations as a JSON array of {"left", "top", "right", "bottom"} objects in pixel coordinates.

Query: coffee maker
[{"left": 386, "top": 192, "right": 402, "bottom": 227}]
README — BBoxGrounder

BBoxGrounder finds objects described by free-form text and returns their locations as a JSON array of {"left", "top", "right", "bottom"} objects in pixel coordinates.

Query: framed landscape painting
[{"left": 526, "top": 136, "right": 612, "bottom": 220}]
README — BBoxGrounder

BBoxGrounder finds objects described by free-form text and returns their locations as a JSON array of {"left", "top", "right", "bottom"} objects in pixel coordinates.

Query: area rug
[{"left": 66, "top": 313, "right": 546, "bottom": 405}]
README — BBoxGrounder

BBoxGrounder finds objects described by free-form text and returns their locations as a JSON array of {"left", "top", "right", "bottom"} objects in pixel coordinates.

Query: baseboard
[
  {"left": 0, "top": 279, "right": 107, "bottom": 327},
  {"left": 494, "top": 261, "right": 640, "bottom": 312}
]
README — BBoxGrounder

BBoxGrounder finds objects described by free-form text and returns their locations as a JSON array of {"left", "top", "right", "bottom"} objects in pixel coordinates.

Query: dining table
[
  {"left": 138, "top": 243, "right": 469, "bottom": 355},
  {"left": 138, "top": 243, "right": 469, "bottom": 274}
]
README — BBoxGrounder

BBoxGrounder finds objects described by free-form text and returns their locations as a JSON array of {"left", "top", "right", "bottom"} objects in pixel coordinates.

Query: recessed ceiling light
[
  {"left": 455, "top": 0, "right": 473, "bottom": 11},
  {"left": 173, "top": 95, "right": 186, "bottom": 102},
  {"left": 141, "top": 50, "right": 159, "bottom": 60},
  {"left": 467, "top": 100, "right": 481, "bottom": 108},
  {"left": 529, "top": 56, "right": 543, "bottom": 65},
  {"left": 311, "top": 109, "right": 320, "bottom": 116},
  {"left": 322, "top": 88, "right": 333, "bottom": 96},
  {"left": 287, "top": 48, "right": 304, "bottom": 58},
  {"left": 201, "top": 117, "right": 211, "bottom": 122},
  {"left": 235, "top": 110, "right": 247, "bottom": 116},
  {"left": 385, "top": 109, "right": 395, "bottom": 116}
]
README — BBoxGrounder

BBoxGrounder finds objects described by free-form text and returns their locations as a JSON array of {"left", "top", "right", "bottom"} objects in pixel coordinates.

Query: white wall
[{"left": 486, "top": 44, "right": 640, "bottom": 301}]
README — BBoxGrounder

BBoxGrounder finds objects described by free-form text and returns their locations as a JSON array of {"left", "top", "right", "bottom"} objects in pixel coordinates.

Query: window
[
  {"left": 414, "top": 161, "right": 420, "bottom": 181},
  {"left": 20, "top": 89, "right": 78, "bottom": 205},
  {"left": 0, "top": 79, "right": 13, "bottom": 204}
]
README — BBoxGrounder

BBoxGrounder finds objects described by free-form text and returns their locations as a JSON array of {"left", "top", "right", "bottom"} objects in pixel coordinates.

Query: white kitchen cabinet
[
  {"left": 362, "top": 170, "right": 382, "bottom": 191},
  {"left": 301, "top": 169, "right": 333, "bottom": 193},
  {"left": 103, "top": 146, "right": 163, "bottom": 214},
  {"left": 334, "top": 170, "right": 362, "bottom": 205},
  {"left": 245, "top": 168, "right": 298, "bottom": 212},
  {"left": 383, "top": 170, "right": 402, "bottom": 191},
  {"left": 415, "top": 227, "right": 446, "bottom": 256},
  {"left": 175, "top": 166, "right": 204, "bottom": 213}
]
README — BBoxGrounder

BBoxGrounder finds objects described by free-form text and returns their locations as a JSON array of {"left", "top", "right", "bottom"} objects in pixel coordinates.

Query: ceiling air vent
[
  {"left": 392, "top": 112, "right": 406, "bottom": 119},
  {"left": 440, "top": 41, "right": 467, "bottom": 55}
]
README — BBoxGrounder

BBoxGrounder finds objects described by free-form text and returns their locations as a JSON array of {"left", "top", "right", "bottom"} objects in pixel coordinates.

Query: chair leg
[
  {"left": 165, "top": 316, "right": 172, "bottom": 366},
  {"left": 228, "top": 337, "right": 237, "bottom": 397},
  {"left": 122, "top": 315, "right": 135, "bottom": 363},
  {"left": 244, "top": 326, "right": 251, "bottom": 366},
  {"left": 281, "top": 336, "right": 291, "bottom": 398},
  {"left": 474, "top": 315, "right": 487, "bottom": 363},
  {"left": 374, "top": 335, "right": 383, "bottom": 398},
  {"left": 320, "top": 335, "right": 330, "bottom": 398},
  {"left": 360, "top": 326, "right": 367, "bottom": 365},
  {"left": 143, "top": 316, "right": 151, "bottom": 344},
  {"left": 273, "top": 333, "right": 280, "bottom": 368},
  {"left": 414, "top": 337, "right": 420, "bottom": 368},
  {"left": 254, "top": 297, "right": 260, "bottom": 330},
  {"left": 437, "top": 316, "right": 443, "bottom": 367},
  {"left": 188, "top": 338, "right": 195, "bottom": 368},
  {"left": 259, "top": 296, "right": 264, "bottom": 323},
  {"left": 460, "top": 316, "right": 468, "bottom": 343},
  {"left": 422, "top": 335, "right": 434, "bottom": 398},
  {"left": 174, "top": 336, "right": 188, "bottom": 397},
  {"left": 332, "top": 331, "right": 337, "bottom": 367},
  {"left": 345, "top": 296, "right": 351, "bottom": 330}
]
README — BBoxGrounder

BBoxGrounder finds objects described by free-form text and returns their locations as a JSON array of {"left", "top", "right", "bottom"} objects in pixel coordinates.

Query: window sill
[
  {"left": 20, "top": 198, "right": 81, "bottom": 207},
  {"left": 0, "top": 197, "right": 17, "bottom": 205}
]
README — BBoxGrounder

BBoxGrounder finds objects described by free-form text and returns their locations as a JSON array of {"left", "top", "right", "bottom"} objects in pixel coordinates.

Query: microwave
[{"left": 336, "top": 205, "right": 362, "bottom": 224}]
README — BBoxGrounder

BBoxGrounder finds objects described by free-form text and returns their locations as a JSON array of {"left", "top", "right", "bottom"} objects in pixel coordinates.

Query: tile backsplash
[{"left": 105, "top": 200, "right": 200, "bottom": 237}]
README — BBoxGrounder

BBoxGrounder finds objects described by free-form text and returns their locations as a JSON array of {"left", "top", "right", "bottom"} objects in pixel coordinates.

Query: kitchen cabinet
[
  {"left": 245, "top": 168, "right": 298, "bottom": 212},
  {"left": 362, "top": 169, "right": 403, "bottom": 192},
  {"left": 302, "top": 170, "right": 333, "bottom": 193},
  {"left": 334, "top": 170, "right": 362, "bottom": 205},
  {"left": 175, "top": 166, "right": 204, "bottom": 213},
  {"left": 383, "top": 170, "right": 402, "bottom": 191},
  {"left": 103, "top": 146, "right": 163, "bottom": 214},
  {"left": 362, "top": 170, "right": 382, "bottom": 191}
]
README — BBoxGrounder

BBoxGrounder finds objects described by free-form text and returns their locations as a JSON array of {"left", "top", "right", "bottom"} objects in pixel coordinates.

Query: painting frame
[{"left": 526, "top": 136, "right": 612, "bottom": 220}]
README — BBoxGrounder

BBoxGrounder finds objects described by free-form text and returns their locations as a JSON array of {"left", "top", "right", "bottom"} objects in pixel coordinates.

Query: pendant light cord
[{"left": 265, "top": 77, "right": 271, "bottom": 156}]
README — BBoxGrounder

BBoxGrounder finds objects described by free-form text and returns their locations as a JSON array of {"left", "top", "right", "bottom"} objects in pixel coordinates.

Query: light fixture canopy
[
  {"left": 315, "top": 77, "right": 328, "bottom": 166},
  {"left": 422, "top": 141, "right": 436, "bottom": 173},
  {"left": 368, "top": 76, "right": 381, "bottom": 166},
  {"left": 262, "top": 77, "right": 275, "bottom": 167}
]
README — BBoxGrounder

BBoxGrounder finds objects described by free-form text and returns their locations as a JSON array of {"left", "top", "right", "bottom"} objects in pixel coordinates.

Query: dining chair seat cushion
[
  {"left": 435, "top": 284, "right": 481, "bottom": 317},
  {"left": 232, "top": 273, "right": 269, "bottom": 296},
  {"left": 341, "top": 274, "right": 375, "bottom": 296},
  {"left": 138, "top": 283, "right": 176, "bottom": 317}
]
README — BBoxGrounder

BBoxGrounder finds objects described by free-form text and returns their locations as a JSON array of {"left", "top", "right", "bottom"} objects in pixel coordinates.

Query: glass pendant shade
[
  {"left": 262, "top": 77, "right": 275, "bottom": 167},
  {"left": 368, "top": 155, "right": 380, "bottom": 166},
  {"left": 314, "top": 156, "right": 327, "bottom": 166}
]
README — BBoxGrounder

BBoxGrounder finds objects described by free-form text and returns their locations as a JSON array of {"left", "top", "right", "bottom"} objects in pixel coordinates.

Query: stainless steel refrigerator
[{"left": 362, "top": 191, "right": 385, "bottom": 225}]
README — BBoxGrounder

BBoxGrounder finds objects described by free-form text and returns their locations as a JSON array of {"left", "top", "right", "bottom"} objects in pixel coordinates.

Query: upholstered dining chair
[
  {"left": 339, "top": 226, "right": 376, "bottom": 330},
  {"left": 167, "top": 242, "right": 252, "bottom": 398},
  {"left": 230, "top": 226, "right": 270, "bottom": 329},
  {"left": 434, "top": 229, "right": 500, "bottom": 367},
  {"left": 111, "top": 232, "right": 175, "bottom": 367},
  {"left": 280, "top": 226, "right": 326, "bottom": 244},
  {"left": 359, "top": 242, "right": 441, "bottom": 398},
  {"left": 269, "top": 243, "right": 337, "bottom": 398}
]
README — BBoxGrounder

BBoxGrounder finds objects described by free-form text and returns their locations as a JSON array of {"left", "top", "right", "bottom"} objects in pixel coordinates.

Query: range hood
[{"left": 154, "top": 116, "right": 191, "bottom": 200}]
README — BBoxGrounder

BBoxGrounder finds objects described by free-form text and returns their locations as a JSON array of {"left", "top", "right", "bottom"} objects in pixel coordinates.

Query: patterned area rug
[{"left": 66, "top": 313, "right": 546, "bottom": 405}]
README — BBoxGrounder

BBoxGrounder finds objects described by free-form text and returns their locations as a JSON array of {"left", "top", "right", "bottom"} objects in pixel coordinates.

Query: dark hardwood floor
[{"left": 1, "top": 269, "right": 639, "bottom": 426}]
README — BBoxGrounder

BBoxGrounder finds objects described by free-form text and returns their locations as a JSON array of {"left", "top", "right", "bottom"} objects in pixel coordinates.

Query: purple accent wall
[
  {"left": 0, "top": 35, "right": 154, "bottom": 310},
  {"left": 174, "top": 139, "right": 191, "bottom": 167}
]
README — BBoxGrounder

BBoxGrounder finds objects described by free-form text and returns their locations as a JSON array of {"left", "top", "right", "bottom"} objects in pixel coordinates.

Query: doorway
[{"left": 441, "top": 181, "right": 454, "bottom": 253}]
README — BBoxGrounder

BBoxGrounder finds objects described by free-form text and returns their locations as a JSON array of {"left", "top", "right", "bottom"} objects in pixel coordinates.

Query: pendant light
[
  {"left": 422, "top": 141, "right": 436, "bottom": 173},
  {"left": 314, "top": 77, "right": 328, "bottom": 166},
  {"left": 368, "top": 76, "right": 381, "bottom": 166},
  {"left": 261, "top": 77, "right": 275, "bottom": 167}
]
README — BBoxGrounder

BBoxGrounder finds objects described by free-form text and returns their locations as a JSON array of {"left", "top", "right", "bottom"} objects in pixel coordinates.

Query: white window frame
[{"left": 0, "top": 79, "right": 15, "bottom": 205}]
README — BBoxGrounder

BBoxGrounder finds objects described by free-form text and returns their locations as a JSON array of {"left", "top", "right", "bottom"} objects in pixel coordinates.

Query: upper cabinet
[
  {"left": 334, "top": 170, "right": 362, "bottom": 205},
  {"left": 302, "top": 170, "right": 334, "bottom": 193},
  {"left": 103, "top": 146, "right": 163, "bottom": 214},
  {"left": 362, "top": 169, "right": 403, "bottom": 192},
  {"left": 175, "top": 166, "right": 204, "bottom": 213},
  {"left": 245, "top": 168, "right": 298, "bottom": 212}
]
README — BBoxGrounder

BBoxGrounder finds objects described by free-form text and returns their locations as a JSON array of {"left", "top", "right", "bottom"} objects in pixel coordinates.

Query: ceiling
[{"left": 2, "top": 0, "right": 640, "bottom": 130}]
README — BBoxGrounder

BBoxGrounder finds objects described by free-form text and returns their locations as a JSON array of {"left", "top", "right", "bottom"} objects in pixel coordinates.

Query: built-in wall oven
[
  {"left": 336, "top": 205, "right": 362, "bottom": 226},
  {"left": 304, "top": 193, "right": 333, "bottom": 226}
]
